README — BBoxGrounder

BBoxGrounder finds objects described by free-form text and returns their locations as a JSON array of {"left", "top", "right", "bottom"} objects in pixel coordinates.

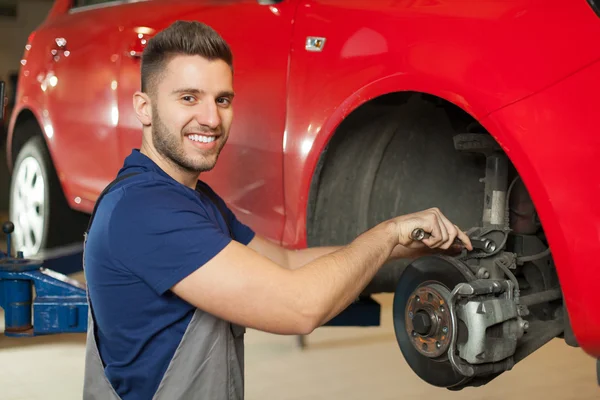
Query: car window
[{"left": 72, "top": 0, "right": 121, "bottom": 9}]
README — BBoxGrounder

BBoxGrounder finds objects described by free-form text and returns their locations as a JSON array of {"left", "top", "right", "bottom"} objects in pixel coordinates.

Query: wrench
[{"left": 410, "top": 228, "right": 497, "bottom": 253}]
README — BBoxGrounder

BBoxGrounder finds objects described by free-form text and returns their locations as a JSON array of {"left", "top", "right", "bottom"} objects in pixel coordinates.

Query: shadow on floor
[
  {"left": 301, "top": 331, "right": 397, "bottom": 351},
  {"left": 0, "top": 331, "right": 87, "bottom": 350}
]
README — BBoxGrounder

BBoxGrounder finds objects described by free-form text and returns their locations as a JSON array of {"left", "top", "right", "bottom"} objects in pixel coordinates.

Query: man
[{"left": 82, "top": 20, "right": 472, "bottom": 400}]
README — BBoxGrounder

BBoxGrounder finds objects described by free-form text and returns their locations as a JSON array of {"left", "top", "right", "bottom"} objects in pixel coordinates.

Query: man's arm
[
  {"left": 172, "top": 221, "right": 396, "bottom": 335},
  {"left": 246, "top": 234, "right": 436, "bottom": 270},
  {"left": 171, "top": 208, "right": 472, "bottom": 336},
  {"left": 246, "top": 235, "right": 341, "bottom": 270}
]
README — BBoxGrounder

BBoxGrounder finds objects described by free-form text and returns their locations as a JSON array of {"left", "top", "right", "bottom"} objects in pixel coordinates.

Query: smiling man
[
  {"left": 140, "top": 49, "right": 235, "bottom": 183},
  {"left": 82, "top": 20, "right": 471, "bottom": 400}
]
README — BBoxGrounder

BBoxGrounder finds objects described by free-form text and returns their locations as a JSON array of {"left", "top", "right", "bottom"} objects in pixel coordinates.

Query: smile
[{"left": 187, "top": 134, "right": 216, "bottom": 143}]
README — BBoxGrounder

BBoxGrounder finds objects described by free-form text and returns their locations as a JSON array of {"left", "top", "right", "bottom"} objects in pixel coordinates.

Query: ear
[{"left": 133, "top": 91, "right": 153, "bottom": 126}]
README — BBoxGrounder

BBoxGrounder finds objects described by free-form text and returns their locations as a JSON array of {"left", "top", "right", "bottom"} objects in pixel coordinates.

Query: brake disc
[{"left": 393, "top": 255, "right": 476, "bottom": 388}]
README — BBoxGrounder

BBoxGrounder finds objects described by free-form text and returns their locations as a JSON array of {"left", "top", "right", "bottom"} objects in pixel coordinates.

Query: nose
[{"left": 195, "top": 99, "right": 221, "bottom": 130}]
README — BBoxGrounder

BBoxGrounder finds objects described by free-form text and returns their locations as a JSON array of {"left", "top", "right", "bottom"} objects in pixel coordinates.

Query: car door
[
  {"left": 114, "top": 0, "right": 298, "bottom": 243},
  {"left": 40, "top": 0, "right": 123, "bottom": 206}
]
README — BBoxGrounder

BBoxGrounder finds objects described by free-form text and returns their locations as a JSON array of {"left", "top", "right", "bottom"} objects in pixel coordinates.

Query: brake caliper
[{"left": 448, "top": 279, "right": 526, "bottom": 377}]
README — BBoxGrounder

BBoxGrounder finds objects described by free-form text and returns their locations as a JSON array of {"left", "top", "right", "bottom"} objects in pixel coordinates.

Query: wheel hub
[{"left": 405, "top": 283, "right": 453, "bottom": 359}]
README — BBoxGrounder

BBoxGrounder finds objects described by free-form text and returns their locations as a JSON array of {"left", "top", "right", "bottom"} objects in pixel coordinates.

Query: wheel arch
[
  {"left": 298, "top": 74, "right": 567, "bottom": 303},
  {"left": 300, "top": 76, "right": 553, "bottom": 253},
  {"left": 7, "top": 106, "right": 70, "bottom": 203},
  {"left": 8, "top": 107, "right": 50, "bottom": 171},
  {"left": 303, "top": 77, "right": 493, "bottom": 244}
]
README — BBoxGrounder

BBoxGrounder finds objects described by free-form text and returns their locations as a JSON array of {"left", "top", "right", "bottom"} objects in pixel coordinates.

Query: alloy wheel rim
[{"left": 10, "top": 156, "right": 46, "bottom": 256}]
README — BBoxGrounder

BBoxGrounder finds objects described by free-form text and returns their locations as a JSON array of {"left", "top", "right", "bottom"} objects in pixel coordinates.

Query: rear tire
[{"left": 9, "top": 130, "right": 88, "bottom": 256}]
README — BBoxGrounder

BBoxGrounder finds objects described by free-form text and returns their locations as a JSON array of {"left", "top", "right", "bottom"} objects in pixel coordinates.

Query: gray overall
[{"left": 82, "top": 173, "right": 246, "bottom": 399}]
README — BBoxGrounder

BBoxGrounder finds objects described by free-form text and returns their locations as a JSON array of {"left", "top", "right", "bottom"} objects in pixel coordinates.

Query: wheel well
[
  {"left": 305, "top": 90, "right": 562, "bottom": 310},
  {"left": 304, "top": 90, "right": 570, "bottom": 347},
  {"left": 10, "top": 109, "right": 44, "bottom": 170},
  {"left": 306, "top": 91, "right": 486, "bottom": 248}
]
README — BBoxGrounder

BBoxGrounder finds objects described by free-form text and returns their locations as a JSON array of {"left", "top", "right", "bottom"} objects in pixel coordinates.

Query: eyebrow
[{"left": 171, "top": 88, "right": 235, "bottom": 98}]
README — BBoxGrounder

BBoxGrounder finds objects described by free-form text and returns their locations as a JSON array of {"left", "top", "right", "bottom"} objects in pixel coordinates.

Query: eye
[
  {"left": 217, "top": 97, "right": 232, "bottom": 107},
  {"left": 181, "top": 95, "right": 196, "bottom": 103}
]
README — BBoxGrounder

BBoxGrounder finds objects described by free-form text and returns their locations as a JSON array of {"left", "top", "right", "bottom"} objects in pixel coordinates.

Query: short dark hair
[{"left": 141, "top": 20, "right": 233, "bottom": 95}]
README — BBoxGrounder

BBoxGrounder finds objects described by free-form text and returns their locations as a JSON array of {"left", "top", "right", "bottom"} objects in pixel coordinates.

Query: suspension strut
[{"left": 482, "top": 152, "right": 509, "bottom": 229}]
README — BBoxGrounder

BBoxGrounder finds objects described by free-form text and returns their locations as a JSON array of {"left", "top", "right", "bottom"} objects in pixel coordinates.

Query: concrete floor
[
  {"left": 0, "top": 285, "right": 598, "bottom": 400},
  {"left": 0, "top": 140, "right": 599, "bottom": 399}
]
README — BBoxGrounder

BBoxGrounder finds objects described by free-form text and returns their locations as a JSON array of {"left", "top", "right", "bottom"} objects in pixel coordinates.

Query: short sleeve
[
  {"left": 227, "top": 208, "right": 255, "bottom": 245},
  {"left": 197, "top": 181, "right": 255, "bottom": 245},
  {"left": 109, "top": 182, "right": 232, "bottom": 295}
]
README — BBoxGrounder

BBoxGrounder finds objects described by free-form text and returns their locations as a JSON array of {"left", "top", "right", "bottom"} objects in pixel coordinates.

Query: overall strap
[{"left": 85, "top": 172, "right": 141, "bottom": 235}]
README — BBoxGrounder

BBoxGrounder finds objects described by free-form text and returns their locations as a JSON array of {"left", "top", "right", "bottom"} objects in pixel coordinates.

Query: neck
[{"left": 140, "top": 141, "right": 199, "bottom": 190}]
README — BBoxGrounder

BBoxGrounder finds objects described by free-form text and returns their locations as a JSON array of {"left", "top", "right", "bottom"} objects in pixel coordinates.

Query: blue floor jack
[{"left": 0, "top": 222, "right": 88, "bottom": 337}]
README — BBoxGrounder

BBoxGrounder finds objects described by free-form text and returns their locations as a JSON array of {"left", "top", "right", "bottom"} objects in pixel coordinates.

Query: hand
[{"left": 389, "top": 208, "right": 473, "bottom": 258}]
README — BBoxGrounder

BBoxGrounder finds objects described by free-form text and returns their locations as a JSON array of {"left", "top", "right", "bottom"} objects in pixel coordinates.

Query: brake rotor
[{"left": 393, "top": 255, "right": 476, "bottom": 388}]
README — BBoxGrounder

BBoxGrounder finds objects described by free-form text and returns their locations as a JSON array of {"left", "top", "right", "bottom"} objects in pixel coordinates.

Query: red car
[{"left": 6, "top": 0, "right": 600, "bottom": 389}]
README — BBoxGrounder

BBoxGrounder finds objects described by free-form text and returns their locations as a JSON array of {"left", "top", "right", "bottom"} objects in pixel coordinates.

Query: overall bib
[{"left": 82, "top": 173, "right": 246, "bottom": 399}]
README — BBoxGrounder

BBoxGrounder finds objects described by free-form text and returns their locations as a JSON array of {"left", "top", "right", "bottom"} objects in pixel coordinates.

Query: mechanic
[{"left": 82, "top": 20, "right": 473, "bottom": 400}]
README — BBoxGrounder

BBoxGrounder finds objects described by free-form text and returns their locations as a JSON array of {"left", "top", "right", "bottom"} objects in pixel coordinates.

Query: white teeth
[{"left": 188, "top": 134, "right": 216, "bottom": 143}]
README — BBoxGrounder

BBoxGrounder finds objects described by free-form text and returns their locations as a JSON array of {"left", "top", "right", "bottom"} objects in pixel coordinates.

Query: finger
[
  {"left": 456, "top": 228, "right": 473, "bottom": 251},
  {"left": 441, "top": 218, "right": 460, "bottom": 249},
  {"left": 436, "top": 211, "right": 465, "bottom": 250},
  {"left": 430, "top": 208, "right": 450, "bottom": 248},
  {"left": 421, "top": 215, "right": 443, "bottom": 248},
  {"left": 439, "top": 223, "right": 459, "bottom": 250},
  {"left": 437, "top": 217, "right": 449, "bottom": 247}
]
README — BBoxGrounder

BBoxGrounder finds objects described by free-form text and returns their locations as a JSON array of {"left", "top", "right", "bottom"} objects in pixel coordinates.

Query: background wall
[
  {"left": 0, "top": 0, "right": 54, "bottom": 103},
  {"left": 0, "top": 0, "right": 53, "bottom": 212}
]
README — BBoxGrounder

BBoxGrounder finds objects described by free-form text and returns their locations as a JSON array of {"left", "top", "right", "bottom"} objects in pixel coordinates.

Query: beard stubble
[{"left": 151, "top": 105, "right": 226, "bottom": 174}]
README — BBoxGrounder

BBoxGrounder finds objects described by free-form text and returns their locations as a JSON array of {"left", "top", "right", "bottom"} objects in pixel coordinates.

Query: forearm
[
  {"left": 287, "top": 241, "right": 419, "bottom": 270},
  {"left": 246, "top": 235, "right": 342, "bottom": 270},
  {"left": 287, "top": 242, "right": 415, "bottom": 269},
  {"left": 285, "top": 246, "right": 343, "bottom": 270},
  {"left": 292, "top": 221, "right": 397, "bottom": 327}
]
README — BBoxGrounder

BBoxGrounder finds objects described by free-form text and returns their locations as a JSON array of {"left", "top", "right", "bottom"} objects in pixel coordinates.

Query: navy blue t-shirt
[{"left": 84, "top": 150, "right": 255, "bottom": 400}]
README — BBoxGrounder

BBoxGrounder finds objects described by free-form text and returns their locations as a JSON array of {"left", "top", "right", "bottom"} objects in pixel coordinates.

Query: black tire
[
  {"left": 9, "top": 129, "right": 88, "bottom": 256},
  {"left": 307, "top": 97, "right": 486, "bottom": 292}
]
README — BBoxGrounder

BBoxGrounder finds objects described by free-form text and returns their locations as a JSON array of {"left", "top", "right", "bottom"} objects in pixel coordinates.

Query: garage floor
[{"left": 0, "top": 274, "right": 598, "bottom": 400}]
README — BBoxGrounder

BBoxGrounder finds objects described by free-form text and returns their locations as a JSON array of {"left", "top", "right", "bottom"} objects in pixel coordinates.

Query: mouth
[
  {"left": 186, "top": 133, "right": 218, "bottom": 144},
  {"left": 185, "top": 133, "right": 221, "bottom": 151}
]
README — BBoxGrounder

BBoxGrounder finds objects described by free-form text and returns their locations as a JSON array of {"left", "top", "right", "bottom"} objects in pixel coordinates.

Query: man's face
[{"left": 150, "top": 55, "right": 234, "bottom": 174}]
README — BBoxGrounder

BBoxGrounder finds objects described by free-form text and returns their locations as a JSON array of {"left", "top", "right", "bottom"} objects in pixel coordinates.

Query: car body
[{"left": 6, "top": 0, "right": 600, "bottom": 386}]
